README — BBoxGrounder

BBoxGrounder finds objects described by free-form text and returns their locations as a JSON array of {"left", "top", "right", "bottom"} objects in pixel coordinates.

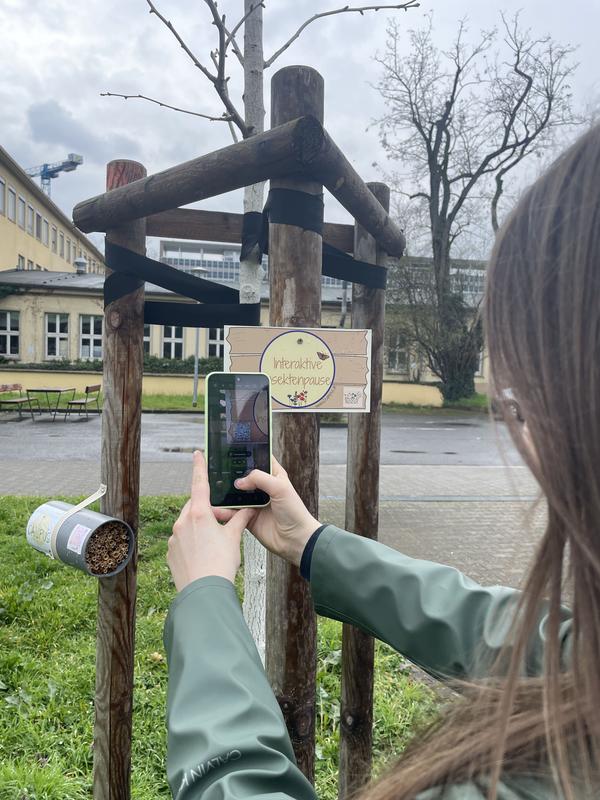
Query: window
[
  {"left": 51, "top": 226, "right": 57, "bottom": 253},
  {"left": 162, "top": 325, "right": 183, "bottom": 359},
  {"left": 17, "top": 196, "right": 26, "bottom": 228},
  {"left": 143, "top": 324, "right": 151, "bottom": 355},
  {"left": 42, "top": 219, "right": 49, "bottom": 246},
  {"left": 45, "top": 313, "right": 69, "bottom": 359},
  {"left": 7, "top": 187, "right": 16, "bottom": 221},
  {"left": 207, "top": 327, "right": 224, "bottom": 358},
  {"left": 0, "top": 311, "right": 19, "bottom": 357},
  {"left": 0, "top": 177, "right": 5, "bottom": 215},
  {"left": 35, "top": 212, "right": 42, "bottom": 240},
  {"left": 27, "top": 204, "right": 34, "bottom": 235},
  {"left": 27, "top": 259, "right": 34, "bottom": 271},
  {"left": 387, "top": 332, "right": 409, "bottom": 374},
  {"left": 476, "top": 350, "right": 485, "bottom": 378},
  {"left": 66, "top": 239, "right": 71, "bottom": 262},
  {"left": 59, "top": 232, "right": 64, "bottom": 258},
  {"left": 17, "top": 254, "right": 25, "bottom": 270},
  {"left": 80, "top": 315, "right": 103, "bottom": 359}
]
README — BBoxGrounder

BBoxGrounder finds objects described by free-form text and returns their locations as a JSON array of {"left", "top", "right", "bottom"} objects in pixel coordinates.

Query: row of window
[
  {"left": 164, "top": 256, "right": 344, "bottom": 288},
  {"left": 0, "top": 312, "right": 225, "bottom": 361},
  {"left": 0, "top": 175, "right": 102, "bottom": 273}
]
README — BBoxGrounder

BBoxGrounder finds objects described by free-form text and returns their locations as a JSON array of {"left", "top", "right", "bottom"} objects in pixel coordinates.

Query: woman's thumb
[{"left": 235, "top": 469, "right": 279, "bottom": 497}]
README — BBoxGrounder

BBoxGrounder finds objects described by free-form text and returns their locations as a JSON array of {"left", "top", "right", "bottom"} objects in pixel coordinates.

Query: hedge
[{"left": 0, "top": 355, "right": 223, "bottom": 375}]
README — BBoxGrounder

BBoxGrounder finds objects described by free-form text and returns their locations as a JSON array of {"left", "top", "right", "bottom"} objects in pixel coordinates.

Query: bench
[
  {"left": 0, "top": 384, "right": 41, "bottom": 421},
  {"left": 64, "top": 384, "right": 101, "bottom": 421}
]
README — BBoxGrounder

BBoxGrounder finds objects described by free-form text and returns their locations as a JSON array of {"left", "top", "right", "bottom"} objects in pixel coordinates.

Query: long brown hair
[{"left": 358, "top": 125, "right": 600, "bottom": 799}]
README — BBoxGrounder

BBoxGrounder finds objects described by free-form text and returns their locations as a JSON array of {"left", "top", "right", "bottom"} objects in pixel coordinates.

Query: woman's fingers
[
  {"left": 224, "top": 507, "right": 257, "bottom": 536},
  {"left": 190, "top": 450, "right": 211, "bottom": 513},
  {"left": 212, "top": 506, "right": 237, "bottom": 523},
  {"left": 235, "top": 468, "right": 280, "bottom": 497}
]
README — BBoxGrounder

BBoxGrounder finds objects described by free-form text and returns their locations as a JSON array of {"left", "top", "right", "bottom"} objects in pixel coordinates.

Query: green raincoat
[{"left": 164, "top": 525, "right": 572, "bottom": 799}]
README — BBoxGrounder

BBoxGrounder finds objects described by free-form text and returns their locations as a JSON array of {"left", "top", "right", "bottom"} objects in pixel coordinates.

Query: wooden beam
[
  {"left": 266, "top": 66, "right": 323, "bottom": 786},
  {"left": 94, "top": 160, "right": 146, "bottom": 800},
  {"left": 339, "top": 182, "right": 389, "bottom": 799},
  {"left": 73, "top": 118, "right": 308, "bottom": 234},
  {"left": 145, "top": 208, "right": 355, "bottom": 253},
  {"left": 73, "top": 116, "right": 404, "bottom": 256}
]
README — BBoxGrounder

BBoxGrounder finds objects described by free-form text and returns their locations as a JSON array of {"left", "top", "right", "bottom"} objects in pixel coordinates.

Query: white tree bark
[{"left": 240, "top": 0, "right": 267, "bottom": 662}]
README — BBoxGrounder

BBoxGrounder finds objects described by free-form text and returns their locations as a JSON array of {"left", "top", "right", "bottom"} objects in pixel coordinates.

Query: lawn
[
  {"left": 0, "top": 496, "right": 437, "bottom": 800},
  {"left": 0, "top": 392, "right": 203, "bottom": 415}
]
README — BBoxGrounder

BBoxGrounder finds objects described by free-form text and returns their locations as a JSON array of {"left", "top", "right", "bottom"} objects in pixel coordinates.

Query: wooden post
[
  {"left": 339, "top": 182, "right": 390, "bottom": 799},
  {"left": 94, "top": 160, "right": 147, "bottom": 800},
  {"left": 266, "top": 65, "right": 324, "bottom": 783}
]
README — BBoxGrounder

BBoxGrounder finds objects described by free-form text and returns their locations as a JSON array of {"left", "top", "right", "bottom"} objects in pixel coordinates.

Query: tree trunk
[{"left": 240, "top": 0, "right": 268, "bottom": 662}]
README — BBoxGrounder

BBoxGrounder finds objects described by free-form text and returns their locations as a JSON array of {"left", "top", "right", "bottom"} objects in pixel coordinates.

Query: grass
[
  {"left": 1, "top": 392, "right": 204, "bottom": 415},
  {"left": 0, "top": 496, "right": 437, "bottom": 800},
  {"left": 140, "top": 393, "right": 204, "bottom": 412},
  {"left": 384, "top": 392, "right": 489, "bottom": 414}
]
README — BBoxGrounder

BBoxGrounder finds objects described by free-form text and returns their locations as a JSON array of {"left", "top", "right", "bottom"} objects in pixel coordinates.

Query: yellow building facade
[
  {"left": 0, "top": 272, "right": 345, "bottom": 365},
  {"left": 0, "top": 145, "right": 104, "bottom": 275}
]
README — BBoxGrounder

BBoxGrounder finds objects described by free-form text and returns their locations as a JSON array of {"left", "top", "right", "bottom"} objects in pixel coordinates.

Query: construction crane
[{"left": 25, "top": 154, "right": 83, "bottom": 198}]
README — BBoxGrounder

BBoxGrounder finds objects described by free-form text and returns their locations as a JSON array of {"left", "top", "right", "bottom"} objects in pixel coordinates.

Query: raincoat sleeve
[
  {"left": 309, "top": 525, "right": 572, "bottom": 680},
  {"left": 164, "top": 576, "right": 317, "bottom": 800}
]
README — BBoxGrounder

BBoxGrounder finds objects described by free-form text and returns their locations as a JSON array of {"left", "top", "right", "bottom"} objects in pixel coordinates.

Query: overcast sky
[{"left": 0, "top": 0, "right": 596, "bottom": 256}]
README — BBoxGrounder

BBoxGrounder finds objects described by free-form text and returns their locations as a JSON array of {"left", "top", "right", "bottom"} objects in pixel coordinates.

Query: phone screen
[{"left": 207, "top": 372, "right": 271, "bottom": 507}]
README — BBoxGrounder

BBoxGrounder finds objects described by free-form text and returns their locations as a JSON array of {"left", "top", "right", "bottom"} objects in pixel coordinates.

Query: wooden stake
[
  {"left": 339, "top": 182, "right": 390, "bottom": 799},
  {"left": 94, "top": 160, "right": 146, "bottom": 800},
  {"left": 266, "top": 65, "right": 324, "bottom": 784}
]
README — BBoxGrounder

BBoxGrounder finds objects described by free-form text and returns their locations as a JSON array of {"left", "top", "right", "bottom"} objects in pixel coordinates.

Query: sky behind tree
[{"left": 0, "top": 0, "right": 595, "bottom": 255}]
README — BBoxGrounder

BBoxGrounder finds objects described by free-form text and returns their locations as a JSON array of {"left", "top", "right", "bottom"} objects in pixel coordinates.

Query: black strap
[
  {"left": 265, "top": 188, "right": 324, "bottom": 235},
  {"left": 103, "top": 241, "right": 260, "bottom": 328},
  {"left": 322, "top": 243, "right": 387, "bottom": 290},
  {"left": 250, "top": 188, "right": 387, "bottom": 289}
]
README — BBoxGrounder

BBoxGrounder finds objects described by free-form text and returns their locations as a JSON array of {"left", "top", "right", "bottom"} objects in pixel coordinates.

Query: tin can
[{"left": 27, "top": 501, "right": 135, "bottom": 577}]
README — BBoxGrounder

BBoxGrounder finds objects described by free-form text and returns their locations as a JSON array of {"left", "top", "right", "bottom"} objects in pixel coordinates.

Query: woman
[{"left": 164, "top": 124, "right": 600, "bottom": 799}]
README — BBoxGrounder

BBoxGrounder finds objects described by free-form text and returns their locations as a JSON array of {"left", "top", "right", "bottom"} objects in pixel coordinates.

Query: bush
[{"left": 0, "top": 356, "right": 223, "bottom": 375}]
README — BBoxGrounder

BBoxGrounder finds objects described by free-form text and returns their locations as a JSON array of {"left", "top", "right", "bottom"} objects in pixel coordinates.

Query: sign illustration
[{"left": 224, "top": 326, "right": 372, "bottom": 413}]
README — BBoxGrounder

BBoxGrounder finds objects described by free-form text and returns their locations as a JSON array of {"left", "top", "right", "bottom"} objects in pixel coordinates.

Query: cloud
[{"left": 27, "top": 99, "right": 141, "bottom": 165}]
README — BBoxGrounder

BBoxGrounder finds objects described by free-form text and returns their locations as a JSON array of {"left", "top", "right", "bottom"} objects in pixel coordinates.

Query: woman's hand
[
  {"left": 213, "top": 457, "right": 320, "bottom": 568},
  {"left": 167, "top": 451, "right": 256, "bottom": 591}
]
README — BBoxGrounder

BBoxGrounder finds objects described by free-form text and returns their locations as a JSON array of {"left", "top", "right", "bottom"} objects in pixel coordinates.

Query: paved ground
[{"left": 0, "top": 410, "right": 542, "bottom": 588}]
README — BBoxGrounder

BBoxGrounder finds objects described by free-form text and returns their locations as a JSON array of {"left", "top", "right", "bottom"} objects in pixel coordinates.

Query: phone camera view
[{"left": 208, "top": 374, "right": 270, "bottom": 507}]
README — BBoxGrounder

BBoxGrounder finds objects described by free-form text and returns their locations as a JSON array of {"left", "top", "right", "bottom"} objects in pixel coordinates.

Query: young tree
[
  {"left": 103, "top": 0, "right": 419, "bottom": 656},
  {"left": 376, "top": 12, "right": 579, "bottom": 399}
]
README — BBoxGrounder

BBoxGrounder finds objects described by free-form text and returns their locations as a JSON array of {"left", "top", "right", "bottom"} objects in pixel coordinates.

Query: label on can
[
  {"left": 26, "top": 503, "right": 65, "bottom": 556},
  {"left": 67, "top": 524, "right": 91, "bottom": 555}
]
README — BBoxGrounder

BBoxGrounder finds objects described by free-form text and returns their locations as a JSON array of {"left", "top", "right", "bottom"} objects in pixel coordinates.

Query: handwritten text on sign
[{"left": 224, "top": 326, "right": 372, "bottom": 413}]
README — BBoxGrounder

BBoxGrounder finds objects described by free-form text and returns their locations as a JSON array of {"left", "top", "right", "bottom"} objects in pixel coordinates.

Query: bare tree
[
  {"left": 376, "top": 12, "right": 579, "bottom": 399},
  {"left": 102, "top": 0, "right": 419, "bottom": 658}
]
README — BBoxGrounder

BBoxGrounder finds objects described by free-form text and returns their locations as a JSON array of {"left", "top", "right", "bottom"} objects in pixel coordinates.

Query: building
[
  {"left": 0, "top": 145, "right": 105, "bottom": 275},
  {"left": 0, "top": 221, "right": 488, "bottom": 390},
  {"left": 159, "top": 239, "right": 345, "bottom": 288},
  {"left": 0, "top": 270, "right": 347, "bottom": 364}
]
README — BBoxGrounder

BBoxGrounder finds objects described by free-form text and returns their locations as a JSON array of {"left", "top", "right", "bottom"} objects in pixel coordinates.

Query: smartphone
[{"left": 205, "top": 372, "right": 272, "bottom": 508}]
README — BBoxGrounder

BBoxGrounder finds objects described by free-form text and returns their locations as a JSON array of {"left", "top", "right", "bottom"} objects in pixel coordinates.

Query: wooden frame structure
[{"left": 73, "top": 65, "right": 405, "bottom": 800}]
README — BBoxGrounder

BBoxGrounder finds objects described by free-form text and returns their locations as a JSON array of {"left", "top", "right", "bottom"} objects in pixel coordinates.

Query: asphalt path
[{"left": 0, "top": 409, "right": 522, "bottom": 467}]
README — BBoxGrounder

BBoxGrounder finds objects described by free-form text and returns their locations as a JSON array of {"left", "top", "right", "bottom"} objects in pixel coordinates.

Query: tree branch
[
  {"left": 100, "top": 92, "right": 234, "bottom": 121},
  {"left": 227, "top": 2, "right": 265, "bottom": 56},
  {"left": 146, "top": 0, "right": 249, "bottom": 137},
  {"left": 264, "top": 2, "right": 420, "bottom": 68},
  {"left": 145, "top": 0, "right": 216, "bottom": 84}
]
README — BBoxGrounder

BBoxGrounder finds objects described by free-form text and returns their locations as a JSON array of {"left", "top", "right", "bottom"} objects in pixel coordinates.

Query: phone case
[{"left": 205, "top": 371, "right": 272, "bottom": 509}]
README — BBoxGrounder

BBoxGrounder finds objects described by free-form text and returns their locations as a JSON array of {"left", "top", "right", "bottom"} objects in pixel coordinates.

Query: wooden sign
[{"left": 224, "top": 326, "right": 372, "bottom": 413}]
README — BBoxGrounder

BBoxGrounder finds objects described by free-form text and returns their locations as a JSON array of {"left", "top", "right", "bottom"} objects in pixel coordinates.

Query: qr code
[
  {"left": 343, "top": 388, "right": 363, "bottom": 409},
  {"left": 233, "top": 422, "right": 251, "bottom": 442}
]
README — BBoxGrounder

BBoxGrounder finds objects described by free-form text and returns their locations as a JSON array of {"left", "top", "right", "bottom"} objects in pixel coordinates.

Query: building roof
[
  {"left": 0, "top": 269, "right": 175, "bottom": 297},
  {"left": 0, "top": 145, "right": 105, "bottom": 264},
  {"left": 0, "top": 269, "right": 347, "bottom": 305}
]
